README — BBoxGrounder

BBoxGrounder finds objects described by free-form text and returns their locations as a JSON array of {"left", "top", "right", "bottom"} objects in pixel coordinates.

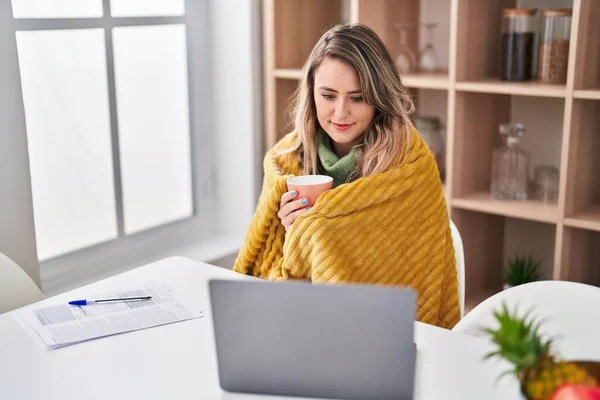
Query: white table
[{"left": 0, "top": 257, "right": 520, "bottom": 399}]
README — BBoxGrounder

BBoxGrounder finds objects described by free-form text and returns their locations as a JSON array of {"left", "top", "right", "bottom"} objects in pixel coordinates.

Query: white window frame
[{"left": 5, "top": 1, "right": 217, "bottom": 283}]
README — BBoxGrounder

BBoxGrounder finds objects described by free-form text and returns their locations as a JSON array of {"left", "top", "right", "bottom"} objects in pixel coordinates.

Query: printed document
[{"left": 13, "top": 283, "right": 203, "bottom": 349}]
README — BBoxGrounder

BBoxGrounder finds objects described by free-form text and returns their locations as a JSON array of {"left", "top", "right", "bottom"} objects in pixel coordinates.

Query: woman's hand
[{"left": 278, "top": 190, "right": 310, "bottom": 231}]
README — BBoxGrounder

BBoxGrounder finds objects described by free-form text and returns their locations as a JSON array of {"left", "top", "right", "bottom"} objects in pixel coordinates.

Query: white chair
[
  {"left": 452, "top": 281, "right": 600, "bottom": 361},
  {"left": 0, "top": 252, "right": 44, "bottom": 314},
  {"left": 450, "top": 220, "right": 465, "bottom": 318}
]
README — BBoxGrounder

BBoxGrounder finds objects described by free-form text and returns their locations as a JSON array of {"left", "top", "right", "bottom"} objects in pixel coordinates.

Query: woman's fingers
[
  {"left": 282, "top": 206, "right": 312, "bottom": 231},
  {"left": 279, "top": 190, "right": 297, "bottom": 209},
  {"left": 278, "top": 191, "right": 307, "bottom": 219},
  {"left": 280, "top": 197, "right": 309, "bottom": 218},
  {"left": 278, "top": 190, "right": 312, "bottom": 231}
]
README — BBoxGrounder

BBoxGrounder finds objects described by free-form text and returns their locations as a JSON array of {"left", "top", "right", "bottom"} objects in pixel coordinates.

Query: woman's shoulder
[
  {"left": 262, "top": 131, "right": 303, "bottom": 176},
  {"left": 384, "top": 123, "right": 423, "bottom": 168},
  {"left": 270, "top": 131, "right": 299, "bottom": 153},
  {"left": 264, "top": 131, "right": 300, "bottom": 163}
]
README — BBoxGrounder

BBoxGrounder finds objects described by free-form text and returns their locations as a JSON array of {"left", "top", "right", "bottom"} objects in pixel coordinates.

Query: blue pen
[{"left": 68, "top": 296, "right": 152, "bottom": 306}]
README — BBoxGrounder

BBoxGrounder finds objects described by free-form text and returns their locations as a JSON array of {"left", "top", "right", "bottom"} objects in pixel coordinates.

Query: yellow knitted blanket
[{"left": 233, "top": 128, "right": 460, "bottom": 329}]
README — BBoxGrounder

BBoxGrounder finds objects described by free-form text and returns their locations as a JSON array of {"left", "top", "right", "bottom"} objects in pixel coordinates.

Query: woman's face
[{"left": 313, "top": 58, "right": 375, "bottom": 157}]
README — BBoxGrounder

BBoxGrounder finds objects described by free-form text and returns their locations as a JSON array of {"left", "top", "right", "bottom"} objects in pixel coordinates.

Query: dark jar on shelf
[{"left": 500, "top": 8, "right": 537, "bottom": 81}]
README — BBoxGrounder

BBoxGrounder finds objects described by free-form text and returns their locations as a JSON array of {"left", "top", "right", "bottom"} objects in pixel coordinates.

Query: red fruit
[{"left": 552, "top": 385, "right": 600, "bottom": 400}]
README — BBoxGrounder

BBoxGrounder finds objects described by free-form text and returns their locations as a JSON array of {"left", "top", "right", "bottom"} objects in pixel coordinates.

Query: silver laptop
[{"left": 208, "top": 278, "right": 417, "bottom": 400}]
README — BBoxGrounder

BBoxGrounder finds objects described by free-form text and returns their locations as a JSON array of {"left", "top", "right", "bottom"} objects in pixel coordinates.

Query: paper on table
[{"left": 12, "top": 283, "right": 203, "bottom": 350}]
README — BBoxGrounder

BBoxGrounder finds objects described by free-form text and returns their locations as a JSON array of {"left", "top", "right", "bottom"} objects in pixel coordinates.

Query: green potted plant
[{"left": 504, "top": 255, "right": 541, "bottom": 290}]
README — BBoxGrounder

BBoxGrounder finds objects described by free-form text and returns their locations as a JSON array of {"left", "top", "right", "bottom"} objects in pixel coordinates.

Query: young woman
[{"left": 234, "top": 23, "right": 460, "bottom": 329}]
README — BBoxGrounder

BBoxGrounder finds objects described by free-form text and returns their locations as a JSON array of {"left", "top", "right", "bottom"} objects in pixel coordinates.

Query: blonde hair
[{"left": 282, "top": 23, "right": 415, "bottom": 180}]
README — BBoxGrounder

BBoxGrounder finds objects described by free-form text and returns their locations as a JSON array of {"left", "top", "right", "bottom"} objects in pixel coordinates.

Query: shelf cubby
[
  {"left": 461, "top": 213, "right": 557, "bottom": 314},
  {"left": 452, "top": 92, "right": 564, "bottom": 219},
  {"left": 453, "top": 208, "right": 505, "bottom": 314},
  {"left": 572, "top": 0, "right": 600, "bottom": 91},
  {"left": 273, "top": 0, "right": 341, "bottom": 70},
  {"left": 564, "top": 99, "right": 600, "bottom": 230},
  {"left": 274, "top": 78, "right": 299, "bottom": 143},
  {"left": 559, "top": 227, "right": 600, "bottom": 286}
]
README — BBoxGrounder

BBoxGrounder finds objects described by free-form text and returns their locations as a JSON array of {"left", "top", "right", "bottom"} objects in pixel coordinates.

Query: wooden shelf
[
  {"left": 273, "top": 70, "right": 452, "bottom": 89},
  {"left": 451, "top": 192, "right": 559, "bottom": 224},
  {"left": 565, "top": 205, "right": 600, "bottom": 232},
  {"left": 574, "top": 89, "right": 600, "bottom": 100},
  {"left": 455, "top": 79, "right": 567, "bottom": 98},
  {"left": 401, "top": 72, "right": 449, "bottom": 90},
  {"left": 273, "top": 69, "right": 302, "bottom": 80}
]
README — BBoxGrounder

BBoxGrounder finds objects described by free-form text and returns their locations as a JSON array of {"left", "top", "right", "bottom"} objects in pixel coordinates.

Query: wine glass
[
  {"left": 394, "top": 23, "right": 417, "bottom": 74},
  {"left": 419, "top": 22, "right": 439, "bottom": 72}
]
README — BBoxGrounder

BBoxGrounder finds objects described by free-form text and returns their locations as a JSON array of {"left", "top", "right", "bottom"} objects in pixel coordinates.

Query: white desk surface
[{"left": 0, "top": 256, "right": 520, "bottom": 400}]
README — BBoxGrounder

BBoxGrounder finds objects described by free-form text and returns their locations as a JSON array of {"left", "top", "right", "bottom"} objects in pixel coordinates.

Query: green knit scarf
[{"left": 317, "top": 129, "right": 358, "bottom": 188}]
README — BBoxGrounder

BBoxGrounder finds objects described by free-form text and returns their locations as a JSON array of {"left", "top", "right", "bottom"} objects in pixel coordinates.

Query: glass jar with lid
[
  {"left": 414, "top": 116, "right": 445, "bottom": 182},
  {"left": 533, "top": 165, "right": 559, "bottom": 203},
  {"left": 537, "top": 8, "right": 572, "bottom": 84},
  {"left": 500, "top": 8, "right": 537, "bottom": 81}
]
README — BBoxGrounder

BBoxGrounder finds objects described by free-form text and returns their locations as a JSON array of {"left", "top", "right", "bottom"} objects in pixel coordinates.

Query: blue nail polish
[
  {"left": 290, "top": 190, "right": 297, "bottom": 197},
  {"left": 301, "top": 198, "right": 308, "bottom": 205}
]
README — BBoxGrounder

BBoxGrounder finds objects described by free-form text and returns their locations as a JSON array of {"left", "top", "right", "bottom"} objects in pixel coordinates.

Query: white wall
[
  {"left": 0, "top": 2, "right": 41, "bottom": 287},
  {"left": 209, "top": 0, "right": 263, "bottom": 239}
]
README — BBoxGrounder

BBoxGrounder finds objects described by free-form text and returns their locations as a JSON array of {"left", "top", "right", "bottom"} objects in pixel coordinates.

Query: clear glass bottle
[
  {"left": 491, "top": 123, "right": 529, "bottom": 200},
  {"left": 415, "top": 116, "right": 445, "bottom": 182},
  {"left": 537, "top": 8, "right": 572, "bottom": 84},
  {"left": 500, "top": 9, "right": 537, "bottom": 81}
]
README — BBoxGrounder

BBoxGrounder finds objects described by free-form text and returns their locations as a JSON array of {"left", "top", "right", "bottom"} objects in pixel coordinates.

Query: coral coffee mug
[{"left": 286, "top": 175, "right": 333, "bottom": 207}]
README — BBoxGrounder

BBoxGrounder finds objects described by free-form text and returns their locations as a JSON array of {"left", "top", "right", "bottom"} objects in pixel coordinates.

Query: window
[{"left": 11, "top": 0, "right": 211, "bottom": 263}]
